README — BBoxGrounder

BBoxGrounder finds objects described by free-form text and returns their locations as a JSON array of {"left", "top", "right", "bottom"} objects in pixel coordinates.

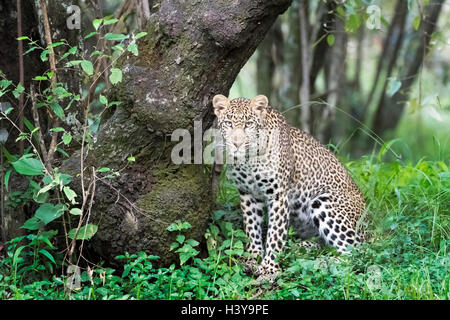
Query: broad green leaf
[
  {"left": 109, "top": 68, "right": 122, "bottom": 85},
  {"left": 96, "top": 167, "right": 110, "bottom": 173},
  {"left": 103, "top": 18, "right": 118, "bottom": 26},
  {"left": 22, "top": 217, "right": 45, "bottom": 230},
  {"left": 68, "top": 224, "right": 98, "bottom": 240},
  {"left": 50, "top": 102, "right": 65, "bottom": 120},
  {"left": 35, "top": 203, "right": 65, "bottom": 224},
  {"left": 186, "top": 239, "right": 199, "bottom": 247},
  {"left": 63, "top": 186, "right": 77, "bottom": 204},
  {"left": 81, "top": 60, "right": 94, "bottom": 76},
  {"left": 99, "top": 94, "right": 108, "bottom": 105},
  {"left": 12, "top": 155, "right": 44, "bottom": 176},
  {"left": 176, "top": 234, "right": 185, "bottom": 244},
  {"left": 33, "top": 76, "right": 48, "bottom": 81},
  {"left": 127, "top": 43, "right": 138, "bottom": 56},
  {"left": 84, "top": 32, "right": 97, "bottom": 39},
  {"left": 62, "top": 132, "right": 72, "bottom": 145},
  {"left": 13, "top": 83, "right": 25, "bottom": 99},
  {"left": 69, "top": 208, "right": 82, "bottom": 216},
  {"left": 39, "top": 249, "right": 56, "bottom": 264},
  {"left": 93, "top": 19, "right": 103, "bottom": 31},
  {"left": 50, "top": 127, "right": 65, "bottom": 133},
  {"left": 105, "top": 33, "right": 128, "bottom": 41},
  {"left": 135, "top": 32, "right": 147, "bottom": 40},
  {"left": 60, "top": 46, "right": 77, "bottom": 60},
  {"left": 65, "top": 60, "right": 83, "bottom": 67}
]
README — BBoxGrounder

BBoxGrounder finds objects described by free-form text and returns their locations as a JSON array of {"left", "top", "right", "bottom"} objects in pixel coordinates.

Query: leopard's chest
[{"left": 227, "top": 161, "right": 280, "bottom": 198}]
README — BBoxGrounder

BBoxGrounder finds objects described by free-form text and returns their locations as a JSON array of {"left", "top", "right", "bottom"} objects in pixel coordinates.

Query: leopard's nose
[{"left": 233, "top": 137, "right": 244, "bottom": 148}]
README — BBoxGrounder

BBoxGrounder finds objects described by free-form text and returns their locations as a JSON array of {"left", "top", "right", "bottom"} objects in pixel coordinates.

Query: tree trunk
[{"left": 63, "top": 0, "right": 292, "bottom": 266}]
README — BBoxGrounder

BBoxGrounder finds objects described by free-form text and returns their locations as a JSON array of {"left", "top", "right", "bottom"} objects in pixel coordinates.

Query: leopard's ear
[
  {"left": 212, "top": 94, "right": 230, "bottom": 117},
  {"left": 250, "top": 95, "right": 268, "bottom": 117}
]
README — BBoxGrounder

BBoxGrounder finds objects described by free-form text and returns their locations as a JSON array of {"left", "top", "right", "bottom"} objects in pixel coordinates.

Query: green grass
[{"left": 1, "top": 155, "right": 449, "bottom": 300}]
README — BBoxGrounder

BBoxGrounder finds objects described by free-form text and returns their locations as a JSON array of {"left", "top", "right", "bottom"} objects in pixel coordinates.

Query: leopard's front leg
[
  {"left": 257, "top": 192, "right": 289, "bottom": 280},
  {"left": 239, "top": 192, "right": 264, "bottom": 272}
]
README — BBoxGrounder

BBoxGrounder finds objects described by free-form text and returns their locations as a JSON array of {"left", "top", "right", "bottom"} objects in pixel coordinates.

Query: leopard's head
[{"left": 212, "top": 94, "right": 268, "bottom": 156}]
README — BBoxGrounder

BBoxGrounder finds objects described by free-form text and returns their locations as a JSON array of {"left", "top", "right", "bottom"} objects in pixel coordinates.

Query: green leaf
[
  {"left": 39, "top": 249, "right": 56, "bottom": 265},
  {"left": 81, "top": 60, "right": 94, "bottom": 76},
  {"left": 40, "top": 49, "right": 50, "bottom": 62},
  {"left": 12, "top": 155, "right": 44, "bottom": 176},
  {"left": 69, "top": 208, "right": 82, "bottom": 216},
  {"left": 0, "top": 79, "right": 12, "bottom": 89},
  {"left": 90, "top": 50, "right": 102, "bottom": 57},
  {"left": 12, "top": 245, "right": 26, "bottom": 267},
  {"left": 127, "top": 156, "right": 135, "bottom": 162},
  {"left": 93, "top": 19, "right": 103, "bottom": 31},
  {"left": 4, "top": 169, "right": 11, "bottom": 191},
  {"left": 33, "top": 76, "right": 48, "bottom": 81},
  {"left": 65, "top": 60, "right": 83, "bottom": 67},
  {"left": 62, "top": 132, "right": 72, "bottom": 145},
  {"left": 327, "top": 34, "right": 335, "bottom": 46},
  {"left": 13, "top": 83, "right": 25, "bottom": 99},
  {"left": 109, "top": 68, "right": 122, "bottom": 85},
  {"left": 35, "top": 203, "right": 65, "bottom": 224},
  {"left": 413, "top": 16, "right": 421, "bottom": 30},
  {"left": 170, "top": 242, "right": 179, "bottom": 251},
  {"left": 176, "top": 234, "right": 185, "bottom": 244},
  {"left": 127, "top": 43, "right": 138, "bottom": 56},
  {"left": 22, "top": 217, "right": 45, "bottom": 230},
  {"left": 96, "top": 167, "right": 110, "bottom": 173},
  {"left": 60, "top": 46, "right": 77, "bottom": 60},
  {"left": 135, "top": 32, "right": 147, "bottom": 40},
  {"left": 186, "top": 239, "right": 199, "bottom": 247},
  {"left": 50, "top": 127, "right": 65, "bottom": 133},
  {"left": 50, "top": 102, "right": 65, "bottom": 120},
  {"left": 16, "top": 36, "right": 30, "bottom": 41},
  {"left": 103, "top": 18, "right": 118, "bottom": 26},
  {"left": 68, "top": 224, "right": 98, "bottom": 240},
  {"left": 63, "top": 186, "right": 77, "bottom": 204},
  {"left": 99, "top": 94, "right": 108, "bottom": 105},
  {"left": 105, "top": 33, "right": 128, "bottom": 41},
  {"left": 84, "top": 32, "right": 97, "bottom": 39}
]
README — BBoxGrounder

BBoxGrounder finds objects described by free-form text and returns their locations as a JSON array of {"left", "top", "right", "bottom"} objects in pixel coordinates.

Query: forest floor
[{"left": 0, "top": 154, "right": 449, "bottom": 300}]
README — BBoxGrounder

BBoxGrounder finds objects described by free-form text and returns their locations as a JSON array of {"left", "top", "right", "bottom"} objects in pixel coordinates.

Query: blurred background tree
[{"left": 231, "top": 0, "right": 449, "bottom": 162}]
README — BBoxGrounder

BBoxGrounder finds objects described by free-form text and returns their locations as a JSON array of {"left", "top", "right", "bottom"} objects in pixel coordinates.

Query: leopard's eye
[
  {"left": 246, "top": 121, "right": 255, "bottom": 128},
  {"left": 223, "top": 121, "right": 233, "bottom": 128}
]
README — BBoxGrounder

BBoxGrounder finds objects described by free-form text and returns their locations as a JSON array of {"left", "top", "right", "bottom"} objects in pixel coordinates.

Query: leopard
[{"left": 212, "top": 94, "right": 366, "bottom": 280}]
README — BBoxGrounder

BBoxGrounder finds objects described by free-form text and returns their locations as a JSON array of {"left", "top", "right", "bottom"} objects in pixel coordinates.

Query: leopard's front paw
[
  {"left": 255, "top": 261, "right": 280, "bottom": 283},
  {"left": 240, "top": 257, "right": 259, "bottom": 274}
]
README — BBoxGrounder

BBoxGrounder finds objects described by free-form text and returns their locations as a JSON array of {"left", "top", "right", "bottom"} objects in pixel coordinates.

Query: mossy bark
[{"left": 63, "top": 0, "right": 292, "bottom": 265}]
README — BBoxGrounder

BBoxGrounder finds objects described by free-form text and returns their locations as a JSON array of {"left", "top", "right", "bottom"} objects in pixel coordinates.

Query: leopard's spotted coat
[{"left": 213, "top": 94, "right": 366, "bottom": 279}]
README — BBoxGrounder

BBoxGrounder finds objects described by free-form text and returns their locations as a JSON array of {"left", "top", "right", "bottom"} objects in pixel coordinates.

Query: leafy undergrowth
[{"left": 0, "top": 156, "right": 449, "bottom": 300}]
